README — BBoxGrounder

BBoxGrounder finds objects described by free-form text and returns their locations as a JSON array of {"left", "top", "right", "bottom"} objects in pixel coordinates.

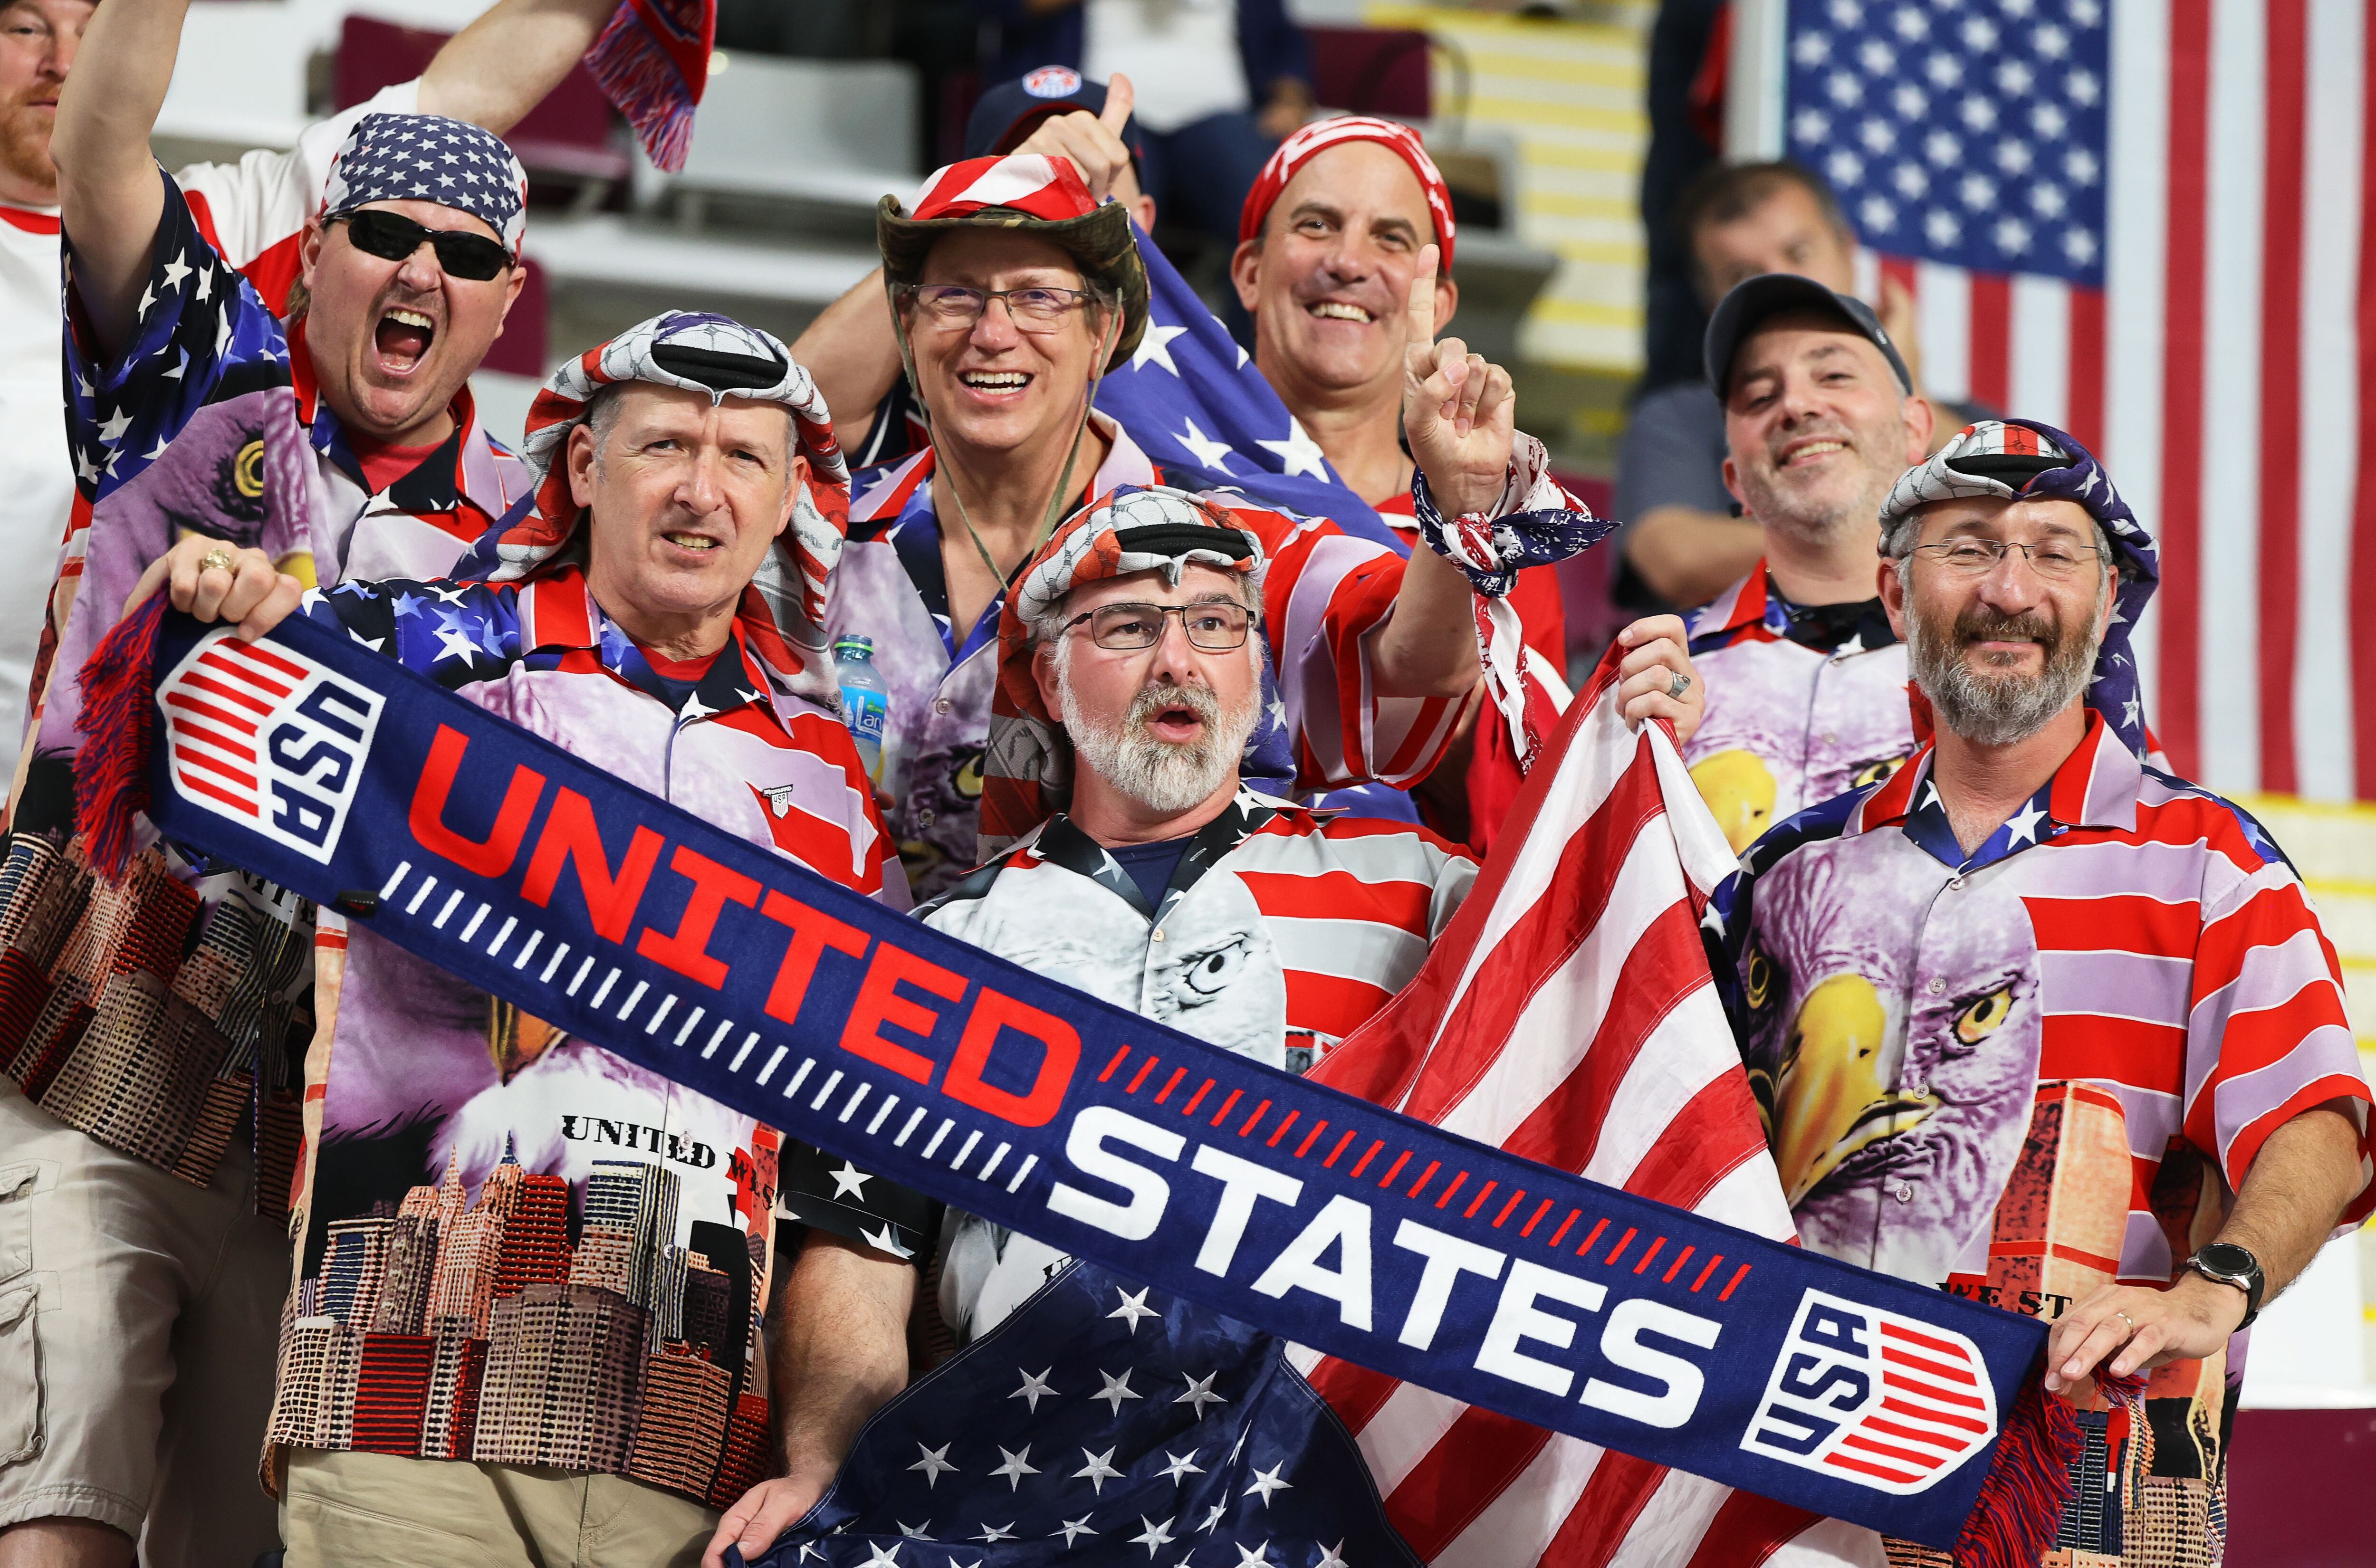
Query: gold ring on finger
[
  {"left": 198, "top": 547, "right": 236, "bottom": 576},
  {"left": 2115, "top": 1309, "right": 2136, "bottom": 1335}
]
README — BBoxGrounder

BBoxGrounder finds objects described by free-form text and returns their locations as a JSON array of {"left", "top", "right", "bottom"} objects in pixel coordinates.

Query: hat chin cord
[{"left": 891, "top": 294, "right": 1121, "bottom": 594}]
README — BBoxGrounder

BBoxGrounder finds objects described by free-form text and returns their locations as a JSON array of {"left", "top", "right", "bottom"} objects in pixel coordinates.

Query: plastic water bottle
[{"left": 834, "top": 636, "right": 891, "bottom": 783}]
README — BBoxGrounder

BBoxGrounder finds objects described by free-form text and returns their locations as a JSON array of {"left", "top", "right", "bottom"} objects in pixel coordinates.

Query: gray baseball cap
[{"left": 1703, "top": 272, "right": 1915, "bottom": 398}]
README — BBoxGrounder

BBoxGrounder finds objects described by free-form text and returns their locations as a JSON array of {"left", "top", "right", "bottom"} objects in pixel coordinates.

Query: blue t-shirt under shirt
[{"left": 1105, "top": 835, "right": 1195, "bottom": 910}]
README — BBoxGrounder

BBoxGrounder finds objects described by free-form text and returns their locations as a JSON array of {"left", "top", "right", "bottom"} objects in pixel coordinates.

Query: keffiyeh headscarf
[
  {"left": 323, "top": 114, "right": 531, "bottom": 257},
  {"left": 460, "top": 310, "right": 849, "bottom": 646},
  {"left": 982, "top": 486, "right": 1293, "bottom": 860},
  {"left": 1878, "top": 418, "right": 2160, "bottom": 759}
]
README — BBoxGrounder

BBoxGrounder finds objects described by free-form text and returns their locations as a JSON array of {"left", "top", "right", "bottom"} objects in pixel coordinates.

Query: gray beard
[
  {"left": 1906, "top": 603, "right": 2099, "bottom": 747},
  {"left": 1057, "top": 669, "right": 1258, "bottom": 815}
]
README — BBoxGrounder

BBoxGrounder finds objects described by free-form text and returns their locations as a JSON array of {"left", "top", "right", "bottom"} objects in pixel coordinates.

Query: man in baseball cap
[{"left": 1671, "top": 272, "right": 1935, "bottom": 858}]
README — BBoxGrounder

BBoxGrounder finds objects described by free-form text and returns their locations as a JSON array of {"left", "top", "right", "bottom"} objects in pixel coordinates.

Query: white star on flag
[
  {"left": 1234, "top": 1542, "right": 1273, "bottom": 1567},
  {"left": 1130, "top": 320, "right": 1190, "bottom": 375},
  {"left": 1243, "top": 1463, "right": 1293, "bottom": 1506},
  {"left": 677, "top": 689, "right": 717, "bottom": 721},
  {"left": 1176, "top": 1372, "right": 1226, "bottom": 1414},
  {"left": 861, "top": 1222, "right": 914, "bottom": 1260},
  {"left": 1108, "top": 1287, "right": 1159, "bottom": 1331},
  {"left": 1315, "top": 1541, "right": 1349, "bottom": 1568},
  {"left": 2005, "top": 801, "right": 2050, "bottom": 845},
  {"left": 1092, "top": 1368, "right": 1141, "bottom": 1414},
  {"left": 970, "top": 1523, "right": 1016, "bottom": 1544},
  {"left": 1009, "top": 1367, "right": 1056, "bottom": 1412},
  {"left": 1255, "top": 419, "right": 1328, "bottom": 479},
  {"left": 1157, "top": 1448, "right": 1203, "bottom": 1483},
  {"left": 909, "top": 1443, "right": 956, "bottom": 1486},
  {"left": 864, "top": 1544, "right": 902, "bottom": 1567},
  {"left": 1073, "top": 1445, "right": 1123, "bottom": 1494},
  {"left": 1129, "top": 1517, "right": 1177, "bottom": 1558},
  {"left": 160, "top": 252, "right": 192, "bottom": 291},
  {"left": 829, "top": 1161, "right": 873, "bottom": 1200},
  {"left": 896, "top": 1521, "right": 932, "bottom": 1539},
  {"left": 1052, "top": 1516, "right": 1098, "bottom": 1546},
  {"left": 1174, "top": 417, "right": 1235, "bottom": 471},
  {"left": 1197, "top": 1501, "right": 1226, "bottom": 1534},
  {"left": 989, "top": 1445, "right": 1040, "bottom": 1489},
  {"left": 95, "top": 407, "right": 132, "bottom": 446}
]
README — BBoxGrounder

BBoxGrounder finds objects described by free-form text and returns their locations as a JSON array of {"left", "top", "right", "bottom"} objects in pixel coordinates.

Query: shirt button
[
  {"left": 918, "top": 809, "right": 935, "bottom": 828},
  {"left": 934, "top": 698, "right": 952, "bottom": 715},
  {"left": 1948, "top": 875, "right": 1965, "bottom": 890},
  {"left": 1822, "top": 731, "right": 1838, "bottom": 745},
  {"left": 1890, "top": 1180, "right": 1913, "bottom": 1203},
  {"left": 1151, "top": 929, "right": 1166, "bottom": 943},
  {"left": 1926, "top": 977, "right": 1946, "bottom": 995}
]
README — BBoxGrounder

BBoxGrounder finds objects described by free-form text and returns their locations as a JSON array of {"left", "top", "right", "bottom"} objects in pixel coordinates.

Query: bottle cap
[{"left": 832, "top": 635, "right": 875, "bottom": 660}]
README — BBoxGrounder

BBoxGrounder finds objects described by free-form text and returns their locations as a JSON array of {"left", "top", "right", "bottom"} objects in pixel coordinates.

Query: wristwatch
[{"left": 2184, "top": 1243, "right": 2266, "bottom": 1329}]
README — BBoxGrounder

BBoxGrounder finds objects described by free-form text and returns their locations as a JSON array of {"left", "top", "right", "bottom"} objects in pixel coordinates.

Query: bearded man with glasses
[
  {"left": 824, "top": 152, "right": 1601, "bottom": 906},
  {"left": 1704, "top": 421, "right": 2373, "bottom": 1560}
]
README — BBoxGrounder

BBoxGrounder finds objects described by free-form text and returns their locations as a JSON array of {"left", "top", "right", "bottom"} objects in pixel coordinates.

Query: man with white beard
[{"left": 716, "top": 483, "right": 1707, "bottom": 1564}]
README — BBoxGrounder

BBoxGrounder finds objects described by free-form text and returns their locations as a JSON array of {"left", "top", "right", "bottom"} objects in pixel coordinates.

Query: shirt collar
[
  {"left": 531, "top": 571, "right": 782, "bottom": 725},
  {"left": 1686, "top": 561, "right": 1899, "bottom": 657},
  {"left": 1850, "top": 713, "right": 2138, "bottom": 870},
  {"left": 1032, "top": 786, "right": 1287, "bottom": 921}
]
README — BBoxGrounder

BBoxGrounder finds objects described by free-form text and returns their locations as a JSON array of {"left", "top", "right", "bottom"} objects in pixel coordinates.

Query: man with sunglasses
[
  {"left": 0, "top": 2, "right": 622, "bottom": 1561},
  {"left": 827, "top": 151, "right": 1578, "bottom": 905},
  {"left": 0, "top": 0, "right": 618, "bottom": 801},
  {"left": 1705, "top": 421, "right": 2371, "bottom": 1558},
  {"left": 718, "top": 485, "right": 1704, "bottom": 1565}
]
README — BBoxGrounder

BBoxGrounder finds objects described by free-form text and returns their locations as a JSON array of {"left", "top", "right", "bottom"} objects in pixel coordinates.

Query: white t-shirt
[
  {"left": 1082, "top": 0, "right": 1249, "bottom": 133},
  {"left": 0, "top": 82, "right": 418, "bottom": 781}
]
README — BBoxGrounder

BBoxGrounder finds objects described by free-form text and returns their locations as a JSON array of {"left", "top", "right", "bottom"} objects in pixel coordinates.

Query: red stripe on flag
[
  {"left": 2258, "top": 0, "right": 2309, "bottom": 793},
  {"left": 1380, "top": 1408, "right": 1558, "bottom": 1559},
  {"left": 2355, "top": 1, "right": 2376, "bottom": 798},
  {"left": 1619, "top": 1071, "right": 1773, "bottom": 1213},
  {"left": 2067, "top": 285, "right": 2108, "bottom": 453},
  {"left": 1678, "top": 1490, "right": 1826, "bottom": 1568},
  {"left": 1539, "top": 1448, "right": 1669, "bottom": 1568},
  {"left": 2160, "top": 0, "right": 2216, "bottom": 776},
  {"left": 1969, "top": 272, "right": 2012, "bottom": 411}
]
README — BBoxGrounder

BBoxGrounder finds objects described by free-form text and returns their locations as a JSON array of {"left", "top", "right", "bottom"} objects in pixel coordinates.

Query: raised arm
[
  {"left": 48, "top": 0, "right": 183, "bottom": 359},
  {"left": 790, "top": 271, "right": 904, "bottom": 455},
  {"left": 416, "top": 0, "right": 623, "bottom": 135}
]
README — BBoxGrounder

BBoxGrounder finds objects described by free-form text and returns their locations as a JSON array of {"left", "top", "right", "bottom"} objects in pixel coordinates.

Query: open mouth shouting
[{"left": 371, "top": 304, "right": 439, "bottom": 377}]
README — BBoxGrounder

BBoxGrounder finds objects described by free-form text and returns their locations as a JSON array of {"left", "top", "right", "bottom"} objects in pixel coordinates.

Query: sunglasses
[{"left": 332, "top": 209, "right": 511, "bottom": 281}]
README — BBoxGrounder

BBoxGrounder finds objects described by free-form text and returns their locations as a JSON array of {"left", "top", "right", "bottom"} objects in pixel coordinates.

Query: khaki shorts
[
  {"left": 0, "top": 1081, "right": 289, "bottom": 1565},
  {"left": 281, "top": 1448, "right": 721, "bottom": 1568}
]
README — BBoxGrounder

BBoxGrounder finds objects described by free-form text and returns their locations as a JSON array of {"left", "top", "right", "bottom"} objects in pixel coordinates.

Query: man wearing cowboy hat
[
  {"left": 823, "top": 149, "right": 1595, "bottom": 904},
  {"left": 107, "top": 311, "right": 908, "bottom": 1568},
  {"left": 712, "top": 481, "right": 1707, "bottom": 1566},
  {"left": 1706, "top": 420, "right": 2372, "bottom": 1558}
]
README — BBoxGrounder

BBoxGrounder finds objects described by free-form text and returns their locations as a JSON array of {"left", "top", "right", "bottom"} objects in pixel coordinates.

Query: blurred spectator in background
[
  {"left": 1679, "top": 273, "right": 1928, "bottom": 856},
  {"left": 1616, "top": 159, "right": 1975, "bottom": 611},
  {"left": 972, "top": 1, "right": 1313, "bottom": 250}
]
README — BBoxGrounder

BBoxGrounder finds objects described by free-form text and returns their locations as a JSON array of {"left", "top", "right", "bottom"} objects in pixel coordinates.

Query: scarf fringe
[
  {"left": 588, "top": 1, "right": 707, "bottom": 173},
  {"left": 1952, "top": 1368, "right": 2147, "bottom": 1568},
  {"left": 73, "top": 595, "right": 165, "bottom": 882}
]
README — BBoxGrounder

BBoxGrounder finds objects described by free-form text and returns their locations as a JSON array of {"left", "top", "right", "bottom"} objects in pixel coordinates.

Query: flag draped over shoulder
[{"left": 1303, "top": 650, "right": 1870, "bottom": 1567}]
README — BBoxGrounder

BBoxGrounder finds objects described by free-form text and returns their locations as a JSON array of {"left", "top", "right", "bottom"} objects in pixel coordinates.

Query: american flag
[
  {"left": 159, "top": 632, "right": 316, "bottom": 822},
  {"left": 1294, "top": 654, "right": 1854, "bottom": 1565},
  {"left": 1779, "top": 0, "right": 2376, "bottom": 801}
]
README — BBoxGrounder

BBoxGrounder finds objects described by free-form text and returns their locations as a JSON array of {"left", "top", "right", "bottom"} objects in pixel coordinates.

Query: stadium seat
[
  {"left": 631, "top": 54, "right": 921, "bottom": 226},
  {"left": 1304, "top": 26, "right": 1432, "bottom": 121}
]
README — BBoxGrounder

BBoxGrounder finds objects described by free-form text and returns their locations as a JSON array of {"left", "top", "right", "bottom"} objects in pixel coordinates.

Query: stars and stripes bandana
[
  {"left": 461, "top": 311, "right": 850, "bottom": 633},
  {"left": 983, "top": 487, "right": 1294, "bottom": 860},
  {"left": 1238, "top": 116, "right": 1457, "bottom": 266},
  {"left": 322, "top": 113, "right": 530, "bottom": 257},
  {"left": 1878, "top": 418, "right": 2160, "bottom": 759}
]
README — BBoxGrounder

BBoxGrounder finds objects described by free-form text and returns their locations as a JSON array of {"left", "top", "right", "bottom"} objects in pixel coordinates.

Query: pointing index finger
[
  {"left": 1405, "top": 242, "right": 1440, "bottom": 351},
  {"left": 1101, "top": 74, "right": 1135, "bottom": 138}
]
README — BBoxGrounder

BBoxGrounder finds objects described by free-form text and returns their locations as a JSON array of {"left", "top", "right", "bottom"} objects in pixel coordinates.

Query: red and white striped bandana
[
  {"left": 909, "top": 154, "right": 1102, "bottom": 223},
  {"left": 1238, "top": 116, "right": 1457, "bottom": 266}
]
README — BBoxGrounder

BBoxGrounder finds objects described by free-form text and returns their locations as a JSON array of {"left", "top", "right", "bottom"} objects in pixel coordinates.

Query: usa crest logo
[
  {"left": 159, "top": 630, "right": 383, "bottom": 863},
  {"left": 1741, "top": 1290, "right": 1998, "bottom": 1494},
  {"left": 1022, "top": 65, "right": 1083, "bottom": 98}
]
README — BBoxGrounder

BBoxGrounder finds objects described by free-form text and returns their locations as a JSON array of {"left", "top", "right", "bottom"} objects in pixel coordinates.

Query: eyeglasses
[
  {"left": 1909, "top": 538, "right": 2107, "bottom": 581},
  {"left": 1063, "top": 601, "right": 1253, "bottom": 651},
  {"left": 900, "top": 284, "right": 1097, "bottom": 333},
  {"left": 332, "top": 210, "right": 511, "bottom": 282}
]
